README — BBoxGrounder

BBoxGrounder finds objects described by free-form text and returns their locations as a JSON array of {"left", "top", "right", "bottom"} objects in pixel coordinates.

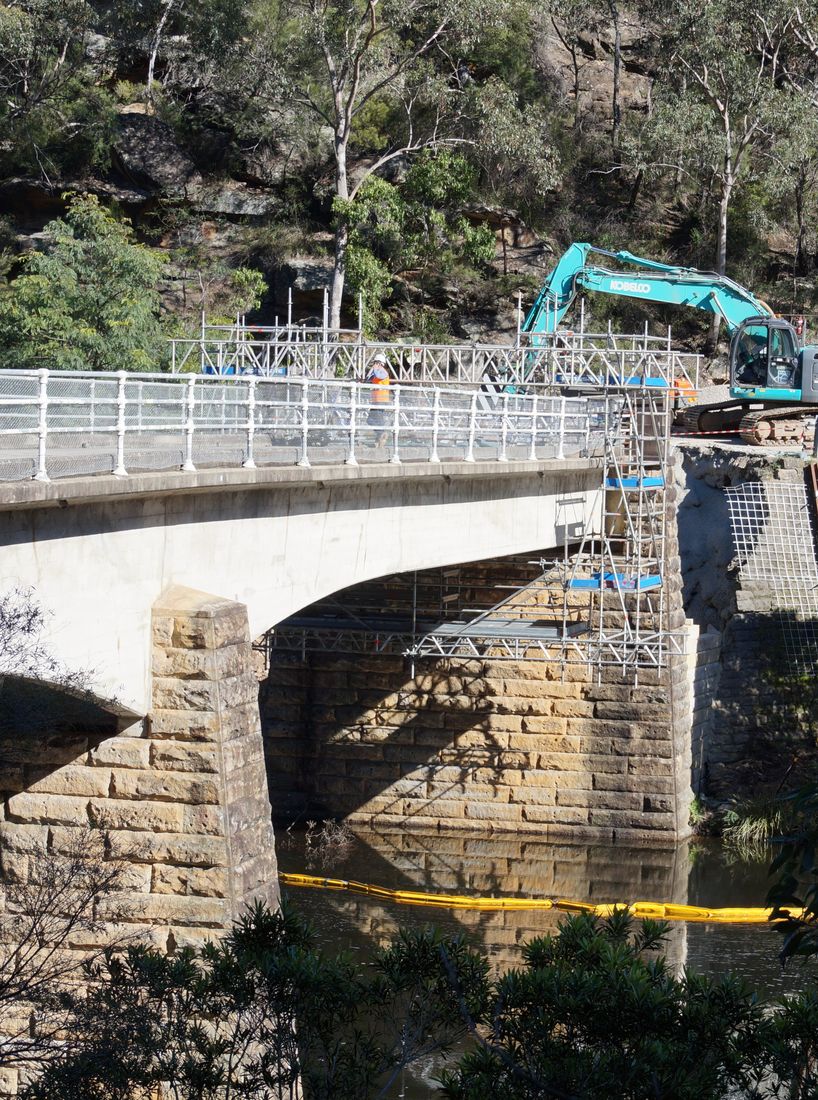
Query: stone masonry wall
[
  {"left": 0, "top": 586, "right": 278, "bottom": 996},
  {"left": 261, "top": 459, "right": 692, "bottom": 841},
  {"left": 263, "top": 652, "right": 691, "bottom": 840},
  {"left": 0, "top": 587, "right": 278, "bottom": 1094},
  {"left": 262, "top": 519, "right": 693, "bottom": 841},
  {"left": 685, "top": 622, "right": 722, "bottom": 795}
]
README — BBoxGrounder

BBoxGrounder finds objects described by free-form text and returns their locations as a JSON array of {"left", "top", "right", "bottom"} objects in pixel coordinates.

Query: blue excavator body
[{"left": 524, "top": 244, "right": 818, "bottom": 441}]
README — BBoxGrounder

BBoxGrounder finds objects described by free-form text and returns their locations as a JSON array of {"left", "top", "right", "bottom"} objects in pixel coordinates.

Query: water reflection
[
  {"left": 277, "top": 828, "right": 818, "bottom": 1097},
  {"left": 277, "top": 827, "right": 818, "bottom": 998}
]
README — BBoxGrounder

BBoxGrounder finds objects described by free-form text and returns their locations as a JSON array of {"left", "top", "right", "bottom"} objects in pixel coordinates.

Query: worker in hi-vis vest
[{"left": 366, "top": 352, "right": 391, "bottom": 444}]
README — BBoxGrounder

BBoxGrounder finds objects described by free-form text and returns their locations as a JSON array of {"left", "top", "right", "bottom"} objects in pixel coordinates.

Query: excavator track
[
  {"left": 738, "top": 406, "right": 817, "bottom": 447},
  {"left": 680, "top": 401, "right": 818, "bottom": 448},
  {"left": 679, "top": 402, "right": 747, "bottom": 435}
]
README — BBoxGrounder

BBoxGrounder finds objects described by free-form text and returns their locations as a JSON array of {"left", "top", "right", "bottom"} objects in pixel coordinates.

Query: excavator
[{"left": 524, "top": 242, "right": 818, "bottom": 446}]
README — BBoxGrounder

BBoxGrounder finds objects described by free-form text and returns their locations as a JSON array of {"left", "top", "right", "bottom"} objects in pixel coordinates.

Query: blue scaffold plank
[
  {"left": 605, "top": 476, "right": 665, "bottom": 489},
  {"left": 567, "top": 573, "right": 663, "bottom": 591}
]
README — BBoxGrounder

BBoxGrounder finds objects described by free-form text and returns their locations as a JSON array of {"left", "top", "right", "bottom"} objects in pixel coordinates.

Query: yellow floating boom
[{"left": 280, "top": 872, "right": 800, "bottom": 925}]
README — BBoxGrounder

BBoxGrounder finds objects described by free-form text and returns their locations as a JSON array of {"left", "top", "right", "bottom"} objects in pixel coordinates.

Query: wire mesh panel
[{"left": 726, "top": 480, "right": 818, "bottom": 665}]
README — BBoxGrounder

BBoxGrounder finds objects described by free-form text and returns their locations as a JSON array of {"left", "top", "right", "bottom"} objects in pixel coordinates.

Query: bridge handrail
[{"left": 0, "top": 369, "right": 626, "bottom": 483}]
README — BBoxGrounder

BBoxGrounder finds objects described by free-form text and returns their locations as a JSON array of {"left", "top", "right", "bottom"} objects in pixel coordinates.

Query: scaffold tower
[{"left": 262, "top": 378, "right": 683, "bottom": 677}]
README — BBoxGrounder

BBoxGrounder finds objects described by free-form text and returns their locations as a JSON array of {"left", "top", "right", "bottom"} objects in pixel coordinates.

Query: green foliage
[
  {"left": 689, "top": 794, "right": 706, "bottom": 826},
  {"left": 0, "top": 195, "right": 166, "bottom": 372},
  {"left": 439, "top": 909, "right": 775, "bottom": 1100},
  {"left": 23, "top": 901, "right": 488, "bottom": 1100},
  {"left": 19, "top": 901, "right": 818, "bottom": 1099},
  {"left": 340, "top": 151, "right": 498, "bottom": 332},
  {"left": 767, "top": 785, "right": 818, "bottom": 963},
  {"left": 0, "top": 0, "right": 116, "bottom": 177}
]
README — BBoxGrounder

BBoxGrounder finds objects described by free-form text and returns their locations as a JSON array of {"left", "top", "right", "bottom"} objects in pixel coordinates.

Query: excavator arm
[
  {"left": 524, "top": 242, "right": 818, "bottom": 449},
  {"left": 524, "top": 243, "right": 773, "bottom": 338}
]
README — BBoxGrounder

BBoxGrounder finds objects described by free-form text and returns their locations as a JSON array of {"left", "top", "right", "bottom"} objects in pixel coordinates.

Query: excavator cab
[{"left": 730, "top": 317, "right": 801, "bottom": 396}]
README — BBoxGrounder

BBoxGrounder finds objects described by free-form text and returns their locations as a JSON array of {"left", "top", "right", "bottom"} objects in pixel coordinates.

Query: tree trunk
[
  {"left": 330, "top": 133, "right": 350, "bottom": 332},
  {"left": 147, "top": 0, "right": 176, "bottom": 104},
  {"left": 707, "top": 169, "right": 732, "bottom": 351},
  {"left": 609, "top": 0, "right": 621, "bottom": 154},
  {"left": 795, "top": 173, "right": 808, "bottom": 276},
  {"left": 331, "top": 222, "right": 348, "bottom": 332},
  {"left": 716, "top": 173, "right": 731, "bottom": 276}
]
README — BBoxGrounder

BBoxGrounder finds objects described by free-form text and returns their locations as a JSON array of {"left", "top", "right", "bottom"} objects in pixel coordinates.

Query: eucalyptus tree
[
  {"left": 258, "top": 0, "right": 517, "bottom": 329},
  {"left": 0, "top": 0, "right": 112, "bottom": 177},
  {"left": 657, "top": 0, "right": 787, "bottom": 281}
]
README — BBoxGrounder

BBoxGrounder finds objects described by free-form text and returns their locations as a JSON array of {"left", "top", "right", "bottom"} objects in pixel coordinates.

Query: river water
[{"left": 276, "top": 825, "right": 817, "bottom": 1096}]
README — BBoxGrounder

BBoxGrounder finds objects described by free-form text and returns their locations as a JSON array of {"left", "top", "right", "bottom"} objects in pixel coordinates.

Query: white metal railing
[
  {"left": 168, "top": 332, "right": 700, "bottom": 392},
  {"left": 0, "top": 370, "right": 620, "bottom": 483}
]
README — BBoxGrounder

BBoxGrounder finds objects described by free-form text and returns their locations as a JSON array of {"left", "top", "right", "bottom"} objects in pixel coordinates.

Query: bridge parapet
[{"left": 0, "top": 370, "right": 611, "bottom": 483}]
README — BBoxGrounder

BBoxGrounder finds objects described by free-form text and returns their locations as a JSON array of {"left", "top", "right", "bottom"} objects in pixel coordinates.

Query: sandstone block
[
  {"left": 588, "top": 809, "right": 672, "bottom": 831},
  {"left": 521, "top": 717, "right": 567, "bottom": 736},
  {"left": 0, "top": 823, "right": 47, "bottom": 854},
  {"left": 452, "top": 728, "right": 509, "bottom": 751},
  {"left": 592, "top": 773, "right": 674, "bottom": 795},
  {"left": 24, "top": 765, "right": 110, "bottom": 799},
  {"left": 410, "top": 799, "right": 467, "bottom": 818},
  {"left": 152, "top": 677, "right": 220, "bottom": 712},
  {"left": 437, "top": 748, "right": 500, "bottom": 767},
  {"left": 624, "top": 752, "right": 672, "bottom": 778},
  {"left": 183, "top": 803, "right": 226, "bottom": 836},
  {"left": 217, "top": 673, "right": 260, "bottom": 709},
  {"left": 465, "top": 802, "right": 522, "bottom": 822},
  {"left": 150, "top": 741, "right": 219, "bottom": 773},
  {"left": 88, "top": 798, "right": 184, "bottom": 834},
  {"left": 497, "top": 767, "right": 539, "bottom": 786},
  {"left": 6, "top": 793, "right": 89, "bottom": 826},
  {"left": 552, "top": 771, "right": 594, "bottom": 791},
  {"left": 152, "top": 864, "right": 228, "bottom": 898},
  {"left": 508, "top": 786, "right": 555, "bottom": 806},
  {"left": 507, "top": 734, "right": 581, "bottom": 754},
  {"left": 97, "top": 892, "right": 230, "bottom": 928},
  {"left": 556, "top": 788, "right": 642, "bottom": 811},
  {"left": 594, "top": 702, "right": 669, "bottom": 722},
  {"left": 582, "top": 684, "right": 634, "bottom": 703},
  {"left": 90, "top": 738, "right": 151, "bottom": 770},
  {"left": 111, "top": 770, "right": 221, "bottom": 805},
  {"left": 495, "top": 696, "right": 554, "bottom": 717},
  {"left": 552, "top": 700, "right": 596, "bottom": 718},
  {"left": 427, "top": 782, "right": 510, "bottom": 803},
  {"left": 503, "top": 678, "right": 580, "bottom": 700},
  {"left": 523, "top": 805, "right": 588, "bottom": 825},
  {"left": 150, "top": 708, "right": 222, "bottom": 741}
]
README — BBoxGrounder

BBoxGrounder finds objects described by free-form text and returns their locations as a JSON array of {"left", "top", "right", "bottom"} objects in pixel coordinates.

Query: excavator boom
[
  {"left": 525, "top": 243, "right": 773, "bottom": 338},
  {"left": 524, "top": 242, "right": 818, "bottom": 449}
]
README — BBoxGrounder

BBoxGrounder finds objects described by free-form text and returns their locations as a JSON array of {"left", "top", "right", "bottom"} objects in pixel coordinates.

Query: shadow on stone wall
[
  {"left": 0, "top": 676, "right": 120, "bottom": 801},
  {"left": 706, "top": 610, "right": 818, "bottom": 800}
]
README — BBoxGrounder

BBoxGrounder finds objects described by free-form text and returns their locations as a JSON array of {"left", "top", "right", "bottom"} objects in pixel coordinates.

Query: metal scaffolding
[{"left": 263, "top": 379, "right": 685, "bottom": 676}]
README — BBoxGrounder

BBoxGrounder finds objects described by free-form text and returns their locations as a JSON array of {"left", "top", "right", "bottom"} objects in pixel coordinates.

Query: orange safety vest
[{"left": 371, "top": 375, "right": 391, "bottom": 403}]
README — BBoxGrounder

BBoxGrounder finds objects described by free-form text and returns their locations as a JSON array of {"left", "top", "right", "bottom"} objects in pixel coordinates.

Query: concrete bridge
[
  {"left": 0, "top": 369, "right": 694, "bottom": 979},
  {"left": 0, "top": 370, "right": 607, "bottom": 711}
]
